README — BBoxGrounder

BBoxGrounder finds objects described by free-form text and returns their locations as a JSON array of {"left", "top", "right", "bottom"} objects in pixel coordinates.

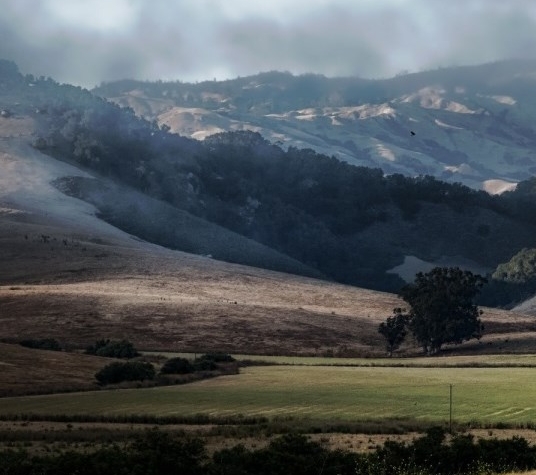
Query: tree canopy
[
  {"left": 399, "top": 267, "right": 487, "bottom": 355},
  {"left": 378, "top": 308, "right": 409, "bottom": 356}
]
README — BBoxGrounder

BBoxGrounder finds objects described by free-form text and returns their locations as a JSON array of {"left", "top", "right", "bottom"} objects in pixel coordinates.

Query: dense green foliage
[
  {"left": 479, "top": 249, "right": 536, "bottom": 307},
  {"left": 95, "top": 361, "right": 155, "bottom": 385},
  {"left": 1, "top": 427, "right": 535, "bottom": 474},
  {"left": 159, "top": 353, "right": 236, "bottom": 375},
  {"left": 375, "top": 426, "right": 536, "bottom": 475},
  {"left": 399, "top": 267, "right": 486, "bottom": 354},
  {"left": 85, "top": 339, "right": 140, "bottom": 358},
  {"left": 198, "top": 352, "right": 236, "bottom": 363},
  {"left": 493, "top": 248, "right": 536, "bottom": 282}
]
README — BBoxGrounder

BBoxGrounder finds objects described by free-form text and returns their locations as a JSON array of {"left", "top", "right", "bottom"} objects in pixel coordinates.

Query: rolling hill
[
  {"left": 4, "top": 59, "right": 536, "bottom": 297},
  {"left": 94, "top": 60, "right": 536, "bottom": 191},
  {"left": 1, "top": 111, "right": 536, "bottom": 361}
]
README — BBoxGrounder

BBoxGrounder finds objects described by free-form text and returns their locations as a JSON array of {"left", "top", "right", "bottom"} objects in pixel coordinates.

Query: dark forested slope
[
  {"left": 94, "top": 60, "right": 536, "bottom": 190},
  {"left": 3, "top": 59, "right": 536, "bottom": 298}
]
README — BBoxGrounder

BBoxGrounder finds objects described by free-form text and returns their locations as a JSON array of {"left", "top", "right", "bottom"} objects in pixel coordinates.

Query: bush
[
  {"left": 202, "top": 352, "right": 236, "bottom": 363},
  {"left": 193, "top": 358, "right": 217, "bottom": 371},
  {"left": 85, "top": 339, "right": 139, "bottom": 358},
  {"left": 95, "top": 361, "right": 155, "bottom": 385},
  {"left": 193, "top": 352, "right": 235, "bottom": 371},
  {"left": 160, "top": 357, "right": 195, "bottom": 374},
  {"left": 373, "top": 426, "right": 536, "bottom": 475},
  {"left": 19, "top": 338, "right": 62, "bottom": 351}
]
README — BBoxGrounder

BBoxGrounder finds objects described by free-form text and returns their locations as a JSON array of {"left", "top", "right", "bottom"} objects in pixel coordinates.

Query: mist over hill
[
  {"left": 94, "top": 59, "right": 536, "bottom": 191},
  {"left": 3, "top": 59, "right": 536, "bottom": 305}
]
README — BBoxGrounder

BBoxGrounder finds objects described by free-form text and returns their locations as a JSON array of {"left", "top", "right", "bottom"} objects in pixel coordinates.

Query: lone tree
[
  {"left": 400, "top": 267, "right": 487, "bottom": 355},
  {"left": 378, "top": 308, "right": 409, "bottom": 357}
]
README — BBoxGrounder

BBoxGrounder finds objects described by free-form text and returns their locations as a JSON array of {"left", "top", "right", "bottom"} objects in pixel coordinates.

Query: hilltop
[
  {"left": 3, "top": 59, "right": 536, "bottom": 301},
  {"left": 95, "top": 59, "right": 536, "bottom": 191},
  {"left": 0, "top": 70, "right": 535, "bottom": 362}
]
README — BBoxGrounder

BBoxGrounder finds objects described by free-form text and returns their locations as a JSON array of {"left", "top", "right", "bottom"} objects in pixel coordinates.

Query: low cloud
[{"left": 1, "top": 0, "right": 536, "bottom": 87}]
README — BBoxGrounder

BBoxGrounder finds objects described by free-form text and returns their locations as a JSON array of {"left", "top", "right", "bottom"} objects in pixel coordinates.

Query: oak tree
[
  {"left": 399, "top": 267, "right": 486, "bottom": 355},
  {"left": 378, "top": 308, "right": 409, "bottom": 356}
]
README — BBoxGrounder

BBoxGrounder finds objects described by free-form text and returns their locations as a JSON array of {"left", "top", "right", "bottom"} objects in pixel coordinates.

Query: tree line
[
  {"left": 5, "top": 60, "right": 536, "bottom": 300},
  {"left": 1, "top": 426, "right": 535, "bottom": 474}
]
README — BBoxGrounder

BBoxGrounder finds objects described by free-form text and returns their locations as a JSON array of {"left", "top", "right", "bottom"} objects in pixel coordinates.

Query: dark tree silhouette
[
  {"left": 378, "top": 308, "right": 409, "bottom": 356},
  {"left": 400, "top": 267, "right": 487, "bottom": 355}
]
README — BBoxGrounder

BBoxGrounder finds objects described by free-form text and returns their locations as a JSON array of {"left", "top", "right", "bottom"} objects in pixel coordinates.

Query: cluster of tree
[
  {"left": 375, "top": 426, "right": 535, "bottom": 475},
  {"left": 160, "top": 357, "right": 194, "bottom": 374},
  {"left": 1, "top": 427, "right": 535, "bottom": 475},
  {"left": 379, "top": 267, "right": 486, "bottom": 355},
  {"left": 6, "top": 60, "right": 536, "bottom": 299},
  {"left": 95, "top": 353, "right": 237, "bottom": 385},
  {"left": 85, "top": 339, "right": 139, "bottom": 358},
  {"left": 492, "top": 247, "right": 536, "bottom": 283},
  {"left": 160, "top": 353, "right": 236, "bottom": 374},
  {"left": 95, "top": 361, "right": 155, "bottom": 385},
  {"left": 19, "top": 338, "right": 62, "bottom": 351}
]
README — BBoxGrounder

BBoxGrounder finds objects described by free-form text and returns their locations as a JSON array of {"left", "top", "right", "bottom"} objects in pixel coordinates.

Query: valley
[{"left": 2, "top": 60, "right": 536, "bottom": 473}]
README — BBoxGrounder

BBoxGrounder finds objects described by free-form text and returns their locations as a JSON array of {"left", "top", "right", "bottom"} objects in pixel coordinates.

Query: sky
[{"left": 1, "top": 0, "right": 536, "bottom": 88}]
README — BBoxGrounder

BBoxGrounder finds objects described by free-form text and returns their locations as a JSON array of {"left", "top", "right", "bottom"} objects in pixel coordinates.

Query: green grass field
[
  {"left": 3, "top": 365, "right": 536, "bottom": 425},
  {"left": 146, "top": 352, "right": 536, "bottom": 367}
]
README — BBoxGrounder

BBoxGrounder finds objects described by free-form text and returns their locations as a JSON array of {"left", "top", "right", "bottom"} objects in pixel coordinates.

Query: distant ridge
[
  {"left": 4, "top": 59, "right": 536, "bottom": 304},
  {"left": 94, "top": 59, "right": 536, "bottom": 190}
]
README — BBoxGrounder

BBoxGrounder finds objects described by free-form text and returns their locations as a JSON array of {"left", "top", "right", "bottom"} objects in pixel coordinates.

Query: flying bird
[{"left": 410, "top": 130, "right": 416, "bottom": 136}]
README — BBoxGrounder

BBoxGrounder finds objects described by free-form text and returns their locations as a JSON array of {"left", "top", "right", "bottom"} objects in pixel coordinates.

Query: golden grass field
[
  {"left": 1, "top": 118, "right": 536, "bottom": 364},
  {"left": 4, "top": 118, "right": 536, "bottom": 465},
  {"left": 2, "top": 176, "right": 536, "bottom": 399},
  {"left": 2, "top": 215, "right": 536, "bottom": 360}
]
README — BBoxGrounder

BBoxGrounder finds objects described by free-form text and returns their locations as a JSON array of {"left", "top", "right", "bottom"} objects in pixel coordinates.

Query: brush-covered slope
[
  {"left": 94, "top": 60, "right": 536, "bottom": 191},
  {"left": 0, "top": 343, "right": 110, "bottom": 396},
  {"left": 4, "top": 59, "right": 536, "bottom": 299},
  {"left": 0, "top": 106, "right": 391, "bottom": 356},
  {"left": 0, "top": 66, "right": 535, "bottom": 357}
]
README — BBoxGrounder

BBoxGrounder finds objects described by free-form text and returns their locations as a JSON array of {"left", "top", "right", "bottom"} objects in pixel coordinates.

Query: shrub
[
  {"left": 193, "top": 352, "right": 235, "bottom": 370},
  {"left": 193, "top": 358, "right": 217, "bottom": 371},
  {"left": 85, "top": 339, "right": 139, "bottom": 358},
  {"left": 95, "top": 361, "right": 155, "bottom": 385},
  {"left": 19, "top": 338, "right": 62, "bottom": 351},
  {"left": 160, "top": 357, "right": 195, "bottom": 374},
  {"left": 202, "top": 352, "right": 236, "bottom": 363}
]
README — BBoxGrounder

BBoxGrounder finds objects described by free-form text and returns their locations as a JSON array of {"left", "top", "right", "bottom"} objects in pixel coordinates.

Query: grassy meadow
[
  {"left": 146, "top": 352, "right": 536, "bottom": 367},
  {"left": 3, "top": 364, "right": 536, "bottom": 426}
]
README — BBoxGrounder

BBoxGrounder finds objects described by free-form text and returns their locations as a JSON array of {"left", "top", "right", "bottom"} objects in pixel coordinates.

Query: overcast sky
[{"left": 1, "top": 0, "right": 536, "bottom": 88}]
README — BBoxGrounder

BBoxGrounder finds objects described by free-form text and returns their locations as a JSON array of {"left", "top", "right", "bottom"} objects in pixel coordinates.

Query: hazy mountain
[
  {"left": 4, "top": 58, "right": 536, "bottom": 305},
  {"left": 94, "top": 60, "right": 536, "bottom": 191}
]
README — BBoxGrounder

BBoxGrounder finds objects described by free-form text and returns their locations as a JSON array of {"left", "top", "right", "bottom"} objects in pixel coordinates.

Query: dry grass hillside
[
  {"left": 1, "top": 115, "right": 536, "bottom": 361},
  {"left": 0, "top": 213, "right": 399, "bottom": 355},
  {"left": 3, "top": 210, "right": 536, "bottom": 357},
  {"left": 0, "top": 342, "right": 108, "bottom": 396}
]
